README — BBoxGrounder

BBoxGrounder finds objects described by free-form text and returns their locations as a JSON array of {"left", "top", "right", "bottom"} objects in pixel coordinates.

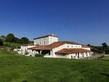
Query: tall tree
[
  {"left": 5, "top": 33, "right": 16, "bottom": 42},
  {"left": 102, "top": 42, "right": 108, "bottom": 48},
  {"left": 102, "top": 42, "right": 108, "bottom": 54}
]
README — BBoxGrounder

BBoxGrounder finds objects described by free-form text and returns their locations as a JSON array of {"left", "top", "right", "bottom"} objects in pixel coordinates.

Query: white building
[
  {"left": 20, "top": 34, "right": 92, "bottom": 59},
  {"left": 34, "top": 34, "right": 58, "bottom": 46}
]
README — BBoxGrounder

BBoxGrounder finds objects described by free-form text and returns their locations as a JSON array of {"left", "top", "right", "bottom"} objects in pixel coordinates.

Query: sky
[{"left": 0, "top": 0, "right": 109, "bottom": 45}]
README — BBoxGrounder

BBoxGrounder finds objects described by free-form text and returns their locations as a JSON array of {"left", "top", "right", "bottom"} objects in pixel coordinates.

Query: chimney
[{"left": 52, "top": 34, "right": 55, "bottom": 36}]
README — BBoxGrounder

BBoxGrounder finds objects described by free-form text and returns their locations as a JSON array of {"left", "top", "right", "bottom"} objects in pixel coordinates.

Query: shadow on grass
[
  {"left": 100, "top": 59, "right": 109, "bottom": 61},
  {"left": 22, "top": 80, "right": 28, "bottom": 82},
  {"left": 100, "top": 72, "right": 109, "bottom": 77}
]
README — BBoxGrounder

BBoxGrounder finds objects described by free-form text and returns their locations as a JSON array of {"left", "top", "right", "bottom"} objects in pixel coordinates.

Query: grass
[
  {"left": 0, "top": 49, "right": 109, "bottom": 82},
  {"left": 100, "top": 56, "right": 109, "bottom": 60}
]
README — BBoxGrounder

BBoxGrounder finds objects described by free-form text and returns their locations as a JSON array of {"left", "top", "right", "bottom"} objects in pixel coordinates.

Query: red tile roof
[
  {"left": 82, "top": 45, "right": 90, "bottom": 48},
  {"left": 31, "top": 42, "right": 64, "bottom": 50},
  {"left": 34, "top": 34, "right": 58, "bottom": 40},
  {"left": 60, "top": 41, "right": 80, "bottom": 45},
  {"left": 55, "top": 48, "right": 90, "bottom": 54},
  {"left": 31, "top": 41, "right": 80, "bottom": 50}
]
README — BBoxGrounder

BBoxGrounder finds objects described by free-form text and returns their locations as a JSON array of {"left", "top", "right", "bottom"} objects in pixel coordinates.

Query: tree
[
  {"left": 102, "top": 42, "right": 108, "bottom": 48},
  {"left": 14, "top": 37, "right": 22, "bottom": 43},
  {"left": 0, "top": 39, "right": 3, "bottom": 46},
  {"left": 5, "top": 33, "right": 16, "bottom": 42},
  {"left": 0, "top": 35, "right": 6, "bottom": 41},
  {"left": 91, "top": 46, "right": 103, "bottom": 54},
  {"left": 87, "top": 44, "right": 91, "bottom": 47},
  {"left": 102, "top": 42, "right": 108, "bottom": 54},
  {"left": 21, "top": 37, "right": 29, "bottom": 44},
  {"left": 105, "top": 47, "right": 109, "bottom": 54}
]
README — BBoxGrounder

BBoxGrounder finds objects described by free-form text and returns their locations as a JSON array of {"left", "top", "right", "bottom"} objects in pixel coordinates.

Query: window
[
  {"left": 36, "top": 44, "right": 39, "bottom": 46},
  {"left": 44, "top": 41, "right": 45, "bottom": 44}
]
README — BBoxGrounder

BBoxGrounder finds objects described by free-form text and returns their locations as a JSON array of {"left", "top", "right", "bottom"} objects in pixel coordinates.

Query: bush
[{"left": 35, "top": 54, "right": 43, "bottom": 57}]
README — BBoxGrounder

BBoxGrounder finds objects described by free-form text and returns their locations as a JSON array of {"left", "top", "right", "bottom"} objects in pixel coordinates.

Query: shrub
[{"left": 35, "top": 54, "right": 43, "bottom": 57}]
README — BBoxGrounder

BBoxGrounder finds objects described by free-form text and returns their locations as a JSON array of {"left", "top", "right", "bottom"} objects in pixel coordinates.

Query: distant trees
[
  {"left": 91, "top": 46, "right": 104, "bottom": 54},
  {"left": 5, "top": 33, "right": 15, "bottom": 42},
  {"left": 102, "top": 42, "right": 109, "bottom": 54},
  {"left": 90, "top": 42, "right": 109, "bottom": 54},
  {"left": 0, "top": 35, "right": 6, "bottom": 41},
  {"left": 21, "top": 37, "right": 29, "bottom": 44},
  {"left": 102, "top": 42, "right": 108, "bottom": 54},
  {"left": 14, "top": 37, "right": 22, "bottom": 43},
  {"left": 0, "top": 33, "right": 30, "bottom": 44}
]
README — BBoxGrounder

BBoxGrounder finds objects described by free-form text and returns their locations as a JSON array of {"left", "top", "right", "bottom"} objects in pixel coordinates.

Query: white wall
[
  {"left": 52, "top": 44, "right": 82, "bottom": 58},
  {"left": 34, "top": 36, "right": 58, "bottom": 46},
  {"left": 55, "top": 52, "right": 91, "bottom": 59},
  {"left": 52, "top": 43, "right": 91, "bottom": 59},
  {"left": 21, "top": 46, "right": 28, "bottom": 55},
  {"left": 64, "top": 44, "right": 82, "bottom": 48},
  {"left": 21, "top": 45, "right": 35, "bottom": 55},
  {"left": 67, "top": 53, "right": 77, "bottom": 59},
  {"left": 52, "top": 44, "right": 67, "bottom": 58},
  {"left": 48, "top": 36, "right": 58, "bottom": 44},
  {"left": 34, "top": 37, "right": 49, "bottom": 45},
  {"left": 82, "top": 47, "right": 90, "bottom": 50},
  {"left": 54, "top": 54, "right": 69, "bottom": 58}
]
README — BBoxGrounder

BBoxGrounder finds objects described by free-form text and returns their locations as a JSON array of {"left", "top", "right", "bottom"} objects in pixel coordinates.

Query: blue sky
[{"left": 0, "top": 0, "right": 109, "bottom": 45}]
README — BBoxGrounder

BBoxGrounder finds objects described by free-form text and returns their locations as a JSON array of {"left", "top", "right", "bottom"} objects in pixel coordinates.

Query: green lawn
[{"left": 0, "top": 49, "right": 109, "bottom": 82}]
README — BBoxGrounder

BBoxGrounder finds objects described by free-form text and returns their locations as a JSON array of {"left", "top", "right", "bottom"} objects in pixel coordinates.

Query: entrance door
[{"left": 77, "top": 53, "right": 79, "bottom": 58}]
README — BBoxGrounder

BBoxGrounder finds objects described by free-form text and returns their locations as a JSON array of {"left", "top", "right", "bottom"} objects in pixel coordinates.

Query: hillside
[
  {"left": 3, "top": 42, "right": 21, "bottom": 47},
  {"left": 0, "top": 49, "right": 109, "bottom": 82}
]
